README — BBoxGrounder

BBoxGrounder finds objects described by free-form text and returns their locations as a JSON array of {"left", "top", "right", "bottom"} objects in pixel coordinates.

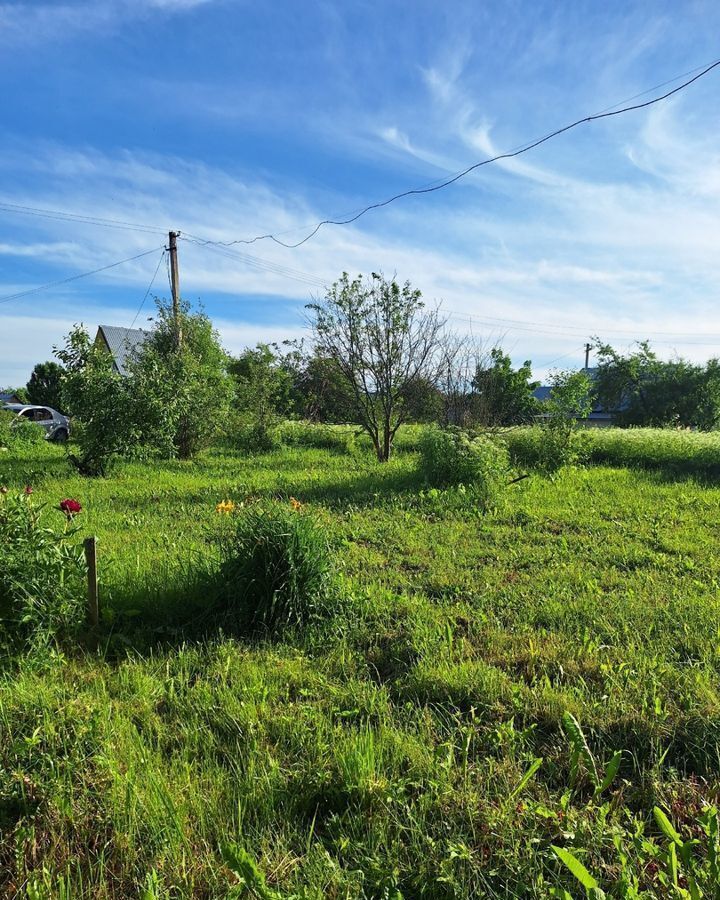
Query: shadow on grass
[
  {"left": 0, "top": 450, "right": 73, "bottom": 488},
  {"left": 295, "top": 466, "right": 424, "bottom": 509}
]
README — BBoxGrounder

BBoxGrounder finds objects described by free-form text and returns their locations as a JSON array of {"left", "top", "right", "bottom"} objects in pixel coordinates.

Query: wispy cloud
[
  {"left": 0, "top": 0, "right": 215, "bottom": 46},
  {"left": 3, "top": 2, "right": 720, "bottom": 385}
]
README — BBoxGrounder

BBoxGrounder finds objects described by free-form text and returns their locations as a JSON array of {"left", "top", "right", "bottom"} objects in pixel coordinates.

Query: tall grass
[
  {"left": 504, "top": 426, "right": 720, "bottom": 478},
  {"left": 583, "top": 426, "right": 720, "bottom": 476},
  {"left": 2, "top": 430, "right": 720, "bottom": 895}
]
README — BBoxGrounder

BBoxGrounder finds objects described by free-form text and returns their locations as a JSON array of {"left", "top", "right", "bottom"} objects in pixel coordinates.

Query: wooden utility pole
[
  {"left": 168, "top": 231, "right": 182, "bottom": 347},
  {"left": 584, "top": 342, "right": 591, "bottom": 370}
]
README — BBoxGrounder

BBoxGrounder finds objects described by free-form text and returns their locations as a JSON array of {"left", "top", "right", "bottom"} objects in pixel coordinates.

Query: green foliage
[
  {"left": 0, "top": 408, "right": 46, "bottom": 450},
  {"left": 56, "top": 303, "right": 233, "bottom": 472},
  {"left": 0, "top": 385, "right": 29, "bottom": 403},
  {"left": 0, "top": 489, "right": 85, "bottom": 649},
  {"left": 217, "top": 499, "right": 337, "bottom": 634},
  {"left": 583, "top": 427, "right": 720, "bottom": 477},
  {"left": 400, "top": 375, "right": 445, "bottom": 423},
  {"left": 4, "top": 434, "right": 720, "bottom": 894},
  {"left": 26, "top": 360, "right": 66, "bottom": 410},
  {"left": 510, "top": 370, "right": 593, "bottom": 473},
  {"left": 593, "top": 340, "right": 720, "bottom": 429},
  {"left": 131, "top": 299, "right": 233, "bottom": 459},
  {"left": 229, "top": 343, "right": 295, "bottom": 450},
  {"left": 419, "top": 426, "right": 508, "bottom": 507},
  {"left": 276, "top": 420, "right": 358, "bottom": 453},
  {"left": 292, "top": 352, "right": 357, "bottom": 424},
  {"left": 545, "top": 369, "right": 593, "bottom": 426},
  {"left": 56, "top": 324, "right": 136, "bottom": 475},
  {"left": 471, "top": 348, "right": 540, "bottom": 426},
  {"left": 221, "top": 844, "right": 283, "bottom": 899},
  {"left": 308, "top": 272, "right": 445, "bottom": 461}
]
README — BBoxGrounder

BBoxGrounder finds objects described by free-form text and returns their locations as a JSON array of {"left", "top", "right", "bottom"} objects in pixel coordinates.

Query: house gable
[{"left": 95, "top": 325, "right": 150, "bottom": 376}]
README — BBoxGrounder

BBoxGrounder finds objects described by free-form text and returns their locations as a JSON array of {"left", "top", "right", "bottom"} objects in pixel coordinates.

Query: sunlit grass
[{"left": 2, "top": 429, "right": 720, "bottom": 896}]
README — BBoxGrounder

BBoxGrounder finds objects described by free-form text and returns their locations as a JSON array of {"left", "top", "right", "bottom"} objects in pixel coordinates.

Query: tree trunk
[{"left": 379, "top": 418, "right": 392, "bottom": 462}]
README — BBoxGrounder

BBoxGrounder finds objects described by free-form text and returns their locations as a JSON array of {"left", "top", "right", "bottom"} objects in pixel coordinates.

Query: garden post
[{"left": 84, "top": 536, "right": 99, "bottom": 628}]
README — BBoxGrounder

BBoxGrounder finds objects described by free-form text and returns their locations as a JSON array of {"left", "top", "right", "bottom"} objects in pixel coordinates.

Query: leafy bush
[
  {"left": 0, "top": 409, "right": 46, "bottom": 450},
  {"left": 505, "top": 425, "right": 589, "bottom": 474},
  {"left": 276, "top": 421, "right": 357, "bottom": 454},
  {"left": 511, "top": 369, "right": 593, "bottom": 474},
  {"left": 233, "top": 421, "right": 281, "bottom": 453},
  {"left": 419, "top": 426, "right": 508, "bottom": 506},
  {"left": 0, "top": 490, "right": 85, "bottom": 649},
  {"left": 217, "top": 500, "right": 337, "bottom": 634}
]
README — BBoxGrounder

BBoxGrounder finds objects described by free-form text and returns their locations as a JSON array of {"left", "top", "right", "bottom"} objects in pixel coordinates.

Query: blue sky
[{"left": 2, "top": 0, "right": 720, "bottom": 387}]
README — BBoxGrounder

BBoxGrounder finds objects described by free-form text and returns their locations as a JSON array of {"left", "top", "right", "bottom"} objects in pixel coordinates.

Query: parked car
[{"left": 1, "top": 403, "right": 70, "bottom": 442}]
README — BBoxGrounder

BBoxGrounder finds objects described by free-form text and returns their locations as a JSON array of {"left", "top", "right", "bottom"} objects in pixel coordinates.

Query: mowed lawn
[{"left": 2, "top": 432, "right": 720, "bottom": 898}]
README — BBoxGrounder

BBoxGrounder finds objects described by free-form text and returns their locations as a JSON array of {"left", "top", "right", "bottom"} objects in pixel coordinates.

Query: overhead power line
[
  {"left": 443, "top": 307, "right": 720, "bottom": 340},
  {"left": 183, "top": 238, "right": 328, "bottom": 289},
  {"left": 187, "top": 58, "right": 720, "bottom": 250},
  {"left": 443, "top": 308, "right": 720, "bottom": 347},
  {"left": 0, "top": 201, "right": 168, "bottom": 237},
  {"left": 130, "top": 248, "right": 167, "bottom": 328},
  {"left": 0, "top": 246, "right": 165, "bottom": 305}
]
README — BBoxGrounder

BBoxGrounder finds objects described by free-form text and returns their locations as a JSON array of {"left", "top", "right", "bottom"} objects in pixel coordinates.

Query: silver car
[{"left": 2, "top": 403, "right": 70, "bottom": 442}]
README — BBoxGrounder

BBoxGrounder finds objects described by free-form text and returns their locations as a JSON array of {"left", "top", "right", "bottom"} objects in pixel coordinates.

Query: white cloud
[
  {"left": 3, "top": 106, "right": 720, "bottom": 386},
  {"left": 0, "top": 241, "right": 79, "bottom": 258},
  {"left": 0, "top": 0, "right": 216, "bottom": 46}
]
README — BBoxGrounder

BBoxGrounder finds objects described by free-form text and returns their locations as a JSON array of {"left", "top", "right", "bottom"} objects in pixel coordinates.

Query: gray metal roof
[{"left": 97, "top": 325, "right": 150, "bottom": 375}]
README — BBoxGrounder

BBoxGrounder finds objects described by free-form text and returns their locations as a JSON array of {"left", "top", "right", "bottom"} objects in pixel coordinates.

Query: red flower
[
  {"left": 59, "top": 498, "right": 82, "bottom": 517},
  {"left": 24, "top": 485, "right": 33, "bottom": 494}
]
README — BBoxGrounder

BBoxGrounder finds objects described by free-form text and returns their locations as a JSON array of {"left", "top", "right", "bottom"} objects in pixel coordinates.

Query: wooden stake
[{"left": 84, "top": 536, "right": 99, "bottom": 628}]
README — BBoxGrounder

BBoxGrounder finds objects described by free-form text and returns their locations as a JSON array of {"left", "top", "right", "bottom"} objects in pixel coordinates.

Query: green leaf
[
  {"left": 595, "top": 750, "right": 622, "bottom": 795},
  {"left": 552, "top": 845, "right": 599, "bottom": 891},
  {"left": 509, "top": 757, "right": 543, "bottom": 801},
  {"left": 667, "top": 841, "right": 679, "bottom": 887},
  {"left": 562, "top": 712, "right": 599, "bottom": 788},
  {"left": 220, "top": 844, "right": 281, "bottom": 900},
  {"left": 654, "top": 807, "right": 683, "bottom": 846}
]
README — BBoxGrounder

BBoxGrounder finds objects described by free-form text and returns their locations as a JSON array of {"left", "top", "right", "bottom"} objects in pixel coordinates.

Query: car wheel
[{"left": 53, "top": 428, "right": 69, "bottom": 443}]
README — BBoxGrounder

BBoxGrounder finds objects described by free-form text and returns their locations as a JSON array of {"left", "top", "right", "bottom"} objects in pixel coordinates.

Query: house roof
[
  {"left": 533, "top": 386, "right": 552, "bottom": 402},
  {"left": 97, "top": 325, "right": 149, "bottom": 375},
  {"left": 0, "top": 391, "right": 20, "bottom": 403}
]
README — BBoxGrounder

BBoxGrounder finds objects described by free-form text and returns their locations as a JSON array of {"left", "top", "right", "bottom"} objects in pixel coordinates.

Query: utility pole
[
  {"left": 168, "top": 231, "right": 182, "bottom": 347},
  {"left": 584, "top": 342, "right": 591, "bottom": 370}
]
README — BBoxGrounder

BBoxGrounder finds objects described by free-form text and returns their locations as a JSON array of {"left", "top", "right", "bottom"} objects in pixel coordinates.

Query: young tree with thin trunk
[{"left": 308, "top": 272, "right": 445, "bottom": 462}]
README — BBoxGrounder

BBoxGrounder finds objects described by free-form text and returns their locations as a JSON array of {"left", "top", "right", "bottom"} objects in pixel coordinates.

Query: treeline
[
  {"left": 6, "top": 272, "right": 720, "bottom": 475},
  {"left": 593, "top": 341, "right": 720, "bottom": 430}
]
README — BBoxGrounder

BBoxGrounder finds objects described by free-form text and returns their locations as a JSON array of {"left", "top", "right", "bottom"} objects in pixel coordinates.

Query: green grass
[{"left": 2, "top": 429, "right": 720, "bottom": 897}]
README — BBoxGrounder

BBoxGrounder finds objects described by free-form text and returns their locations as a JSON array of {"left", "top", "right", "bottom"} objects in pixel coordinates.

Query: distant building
[
  {"left": 533, "top": 367, "right": 615, "bottom": 427},
  {"left": 94, "top": 325, "right": 150, "bottom": 376},
  {"left": 0, "top": 390, "right": 22, "bottom": 404}
]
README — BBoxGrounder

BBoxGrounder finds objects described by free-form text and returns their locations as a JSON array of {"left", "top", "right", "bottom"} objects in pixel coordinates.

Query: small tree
[
  {"left": 471, "top": 349, "right": 539, "bottom": 426},
  {"left": 539, "top": 369, "right": 592, "bottom": 471},
  {"left": 308, "top": 272, "right": 445, "bottom": 461},
  {"left": 130, "top": 299, "right": 233, "bottom": 458},
  {"left": 229, "top": 343, "right": 294, "bottom": 447},
  {"left": 294, "top": 353, "right": 357, "bottom": 424},
  {"left": 55, "top": 325, "right": 136, "bottom": 475},
  {"left": 26, "top": 361, "right": 66, "bottom": 410},
  {"left": 436, "top": 332, "right": 490, "bottom": 427},
  {"left": 545, "top": 369, "right": 593, "bottom": 426}
]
